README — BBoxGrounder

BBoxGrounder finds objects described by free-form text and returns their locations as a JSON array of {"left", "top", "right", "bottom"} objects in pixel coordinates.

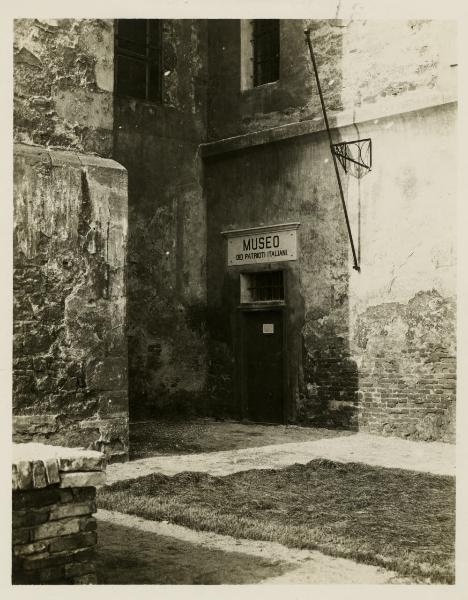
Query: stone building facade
[
  {"left": 13, "top": 20, "right": 129, "bottom": 461},
  {"left": 13, "top": 18, "right": 457, "bottom": 458},
  {"left": 203, "top": 19, "right": 457, "bottom": 441}
]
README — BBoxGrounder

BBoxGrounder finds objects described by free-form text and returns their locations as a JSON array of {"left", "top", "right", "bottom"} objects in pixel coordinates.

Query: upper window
[
  {"left": 252, "top": 20, "right": 280, "bottom": 87},
  {"left": 240, "top": 20, "right": 280, "bottom": 90},
  {"left": 115, "top": 19, "right": 162, "bottom": 102}
]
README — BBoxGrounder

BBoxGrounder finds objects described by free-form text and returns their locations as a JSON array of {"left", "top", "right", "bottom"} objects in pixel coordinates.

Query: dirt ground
[
  {"left": 95, "top": 519, "right": 295, "bottom": 584},
  {"left": 108, "top": 426, "right": 455, "bottom": 485},
  {"left": 96, "top": 510, "right": 410, "bottom": 585},
  {"left": 129, "top": 419, "right": 352, "bottom": 459}
]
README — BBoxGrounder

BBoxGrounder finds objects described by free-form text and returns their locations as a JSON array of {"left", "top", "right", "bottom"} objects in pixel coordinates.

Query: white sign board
[{"left": 226, "top": 227, "right": 298, "bottom": 266}]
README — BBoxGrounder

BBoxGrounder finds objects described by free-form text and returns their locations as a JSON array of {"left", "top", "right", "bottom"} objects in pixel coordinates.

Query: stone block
[
  {"left": 20, "top": 551, "right": 50, "bottom": 567},
  {"left": 13, "top": 487, "right": 61, "bottom": 510},
  {"left": 58, "top": 454, "right": 105, "bottom": 472},
  {"left": 13, "top": 507, "right": 50, "bottom": 529},
  {"left": 85, "top": 356, "right": 127, "bottom": 392},
  {"left": 58, "top": 488, "right": 74, "bottom": 503},
  {"left": 13, "top": 414, "right": 60, "bottom": 436},
  {"left": 59, "top": 471, "right": 106, "bottom": 488},
  {"left": 79, "top": 517, "right": 97, "bottom": 532},
  {"left": 14, "top": 442, "right": 104, "bottom": 464},
  {"left": 44, "top": 457, "right": 60, "bottom": 484},
  {"left": 48, "top": 531, "right": 97, "bottom": 554},
  {"left": 14, "top": 460, "right": 33, "bottom": 490},
  {"left": 23, "top": 546, "right": 94, "bottom": 571},
  {"left": 12, "top": 527, "right": 30, "bottom": 545},
  {"left": 13, "top": 541, "right": 47, "bottom": 557},
  {"left": 32, "top": 460, "right": 48, "bottom": 488},
  {"left": 49, "top": 501, "right": 95, "bottom": 520},
  {"left": 31, "top": 517, "right": 82, "bottom": 541}
]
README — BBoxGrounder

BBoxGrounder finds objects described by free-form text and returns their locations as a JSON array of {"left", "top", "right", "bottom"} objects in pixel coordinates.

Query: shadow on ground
[
  {"left": 96, "top": 520, "right": 295, "bottom": 584},
  {"left": 129, "top": 419, "right": 354, "bottom": 459}
]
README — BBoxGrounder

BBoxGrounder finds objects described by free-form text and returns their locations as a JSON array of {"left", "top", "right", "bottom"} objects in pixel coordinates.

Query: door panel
[{"left": 243, "top": 310, "right": 283, "bottom": 423}]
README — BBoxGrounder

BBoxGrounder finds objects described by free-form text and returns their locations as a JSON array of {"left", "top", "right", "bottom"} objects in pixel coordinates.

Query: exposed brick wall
[
  {"left": 13, "top": 144, "right": 129, "bottom": 460},
  {"left": 12, "top": 444, "right": 106, "bottom": 585},
  {"left": 204, "top": 103, "right": 456, "bottom": 442},
  {"left": 354, "top": 291, "right": 456, "bottom": 441},
  {"left": 299, "top": 291, "right": 456, "bottom": 443},
  {"left": 300, "top": 340, "right": 359, "bottom": 430}
]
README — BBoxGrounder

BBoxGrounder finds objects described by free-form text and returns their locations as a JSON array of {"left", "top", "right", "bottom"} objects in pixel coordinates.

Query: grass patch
[{"left": 97, "top": 459, "right": 455, "bottom": 583}]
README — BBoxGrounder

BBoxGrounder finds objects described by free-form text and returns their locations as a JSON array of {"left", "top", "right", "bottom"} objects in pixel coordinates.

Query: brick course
[{"left": 352, "top": 291, "right": 456, "bottom": 441}]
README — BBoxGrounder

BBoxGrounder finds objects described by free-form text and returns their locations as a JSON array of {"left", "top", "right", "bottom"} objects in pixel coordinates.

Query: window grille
[
  {"left": 115, "top": 19, "right": 162, "bottom": 102},
  {"left": 241, "top": 271, "right": 284, "bottom": 303},
  {"left": 252, "top": 20, "right": 280, "bottom": 87}
]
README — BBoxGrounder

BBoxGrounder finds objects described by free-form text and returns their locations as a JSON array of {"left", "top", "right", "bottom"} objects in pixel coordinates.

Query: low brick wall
[{"left": 12, "top": 443, "right": 106, "bottom": 585}]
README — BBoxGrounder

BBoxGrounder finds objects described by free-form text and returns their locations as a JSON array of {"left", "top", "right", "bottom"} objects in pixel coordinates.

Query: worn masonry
[
  {"left": 13, "top": 18, "right": 457, "bottom": 453},
  {"left": 12, "top": 443, "right": 106, "bottom": 584}
]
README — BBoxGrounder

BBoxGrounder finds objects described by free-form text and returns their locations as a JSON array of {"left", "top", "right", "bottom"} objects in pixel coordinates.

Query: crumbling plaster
[
  {"left": 13, "top": 144, "right": 129, "bottom": 460},
  {"left": 14, "top": 19, "right": 114, "bottom": 156}
]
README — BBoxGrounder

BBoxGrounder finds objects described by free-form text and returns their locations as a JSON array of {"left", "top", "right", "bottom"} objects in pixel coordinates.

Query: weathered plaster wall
[
  {"left": 205, "top": 133, "right": 350, "bottom": 422},
  {"left": 14, "top": 19, "right": 114, "bottom": 157},
  {"left": 204, "top": 18, "right": 456, "bottom": 441},
  {"left": 204, "top": 102, "right": 456, "bottom": 441},
  {"left": 113, "top": 20, "right": 208, "bottom": 420},
  {"left": 13, "top": 144, "right": 129, "bottom": 460},
  {"left": 208, "top": 19, "right": 456, "bottom": 140},
  {"left": 344, "top": 103, "right": 457, "bottom": 441}
]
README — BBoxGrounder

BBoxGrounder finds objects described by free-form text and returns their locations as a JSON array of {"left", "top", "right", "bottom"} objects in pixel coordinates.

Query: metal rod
[
  {"left": 334, "top": 137, "right": 372, "bottom": 146},
  {"left": 304, "top": 28, "right": 360, "bottom": 272},
  {"left": 333, "top": 150, "right": 367, "bottom": 169}
]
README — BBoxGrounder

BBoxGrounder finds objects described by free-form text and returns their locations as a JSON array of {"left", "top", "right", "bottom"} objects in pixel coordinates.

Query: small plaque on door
[{"left": 262, "top": 323, "right": 274, "bottom": 334}]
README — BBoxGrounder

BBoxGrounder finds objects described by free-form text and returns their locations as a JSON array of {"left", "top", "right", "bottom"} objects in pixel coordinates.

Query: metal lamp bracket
[{"left": 332, "top": 139, "right": 372, "bottom": 175}]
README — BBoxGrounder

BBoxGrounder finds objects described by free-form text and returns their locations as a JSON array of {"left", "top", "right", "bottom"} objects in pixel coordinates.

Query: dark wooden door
[{"left": 243, "top": 310, "right": 284, "bottom": 423}]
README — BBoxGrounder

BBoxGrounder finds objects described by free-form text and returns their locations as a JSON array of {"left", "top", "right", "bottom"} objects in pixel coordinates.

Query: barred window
[
  {"left": 115, "top": 19, "right": 162, "bottom": 102},
  {"left": 252, "top": 20, "right": 280, "bottom": 87},
  {"left": 241, "top": 271, "right": 284, "bottom": 303}
]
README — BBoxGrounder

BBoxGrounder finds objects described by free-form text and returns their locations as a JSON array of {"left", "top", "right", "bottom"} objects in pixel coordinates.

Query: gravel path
[
  {"left": 97, "top": 509, "right": 411, "bottom": 584},
  {"left": 106, "top": 432, "right": 455, "bottom": 484}
]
